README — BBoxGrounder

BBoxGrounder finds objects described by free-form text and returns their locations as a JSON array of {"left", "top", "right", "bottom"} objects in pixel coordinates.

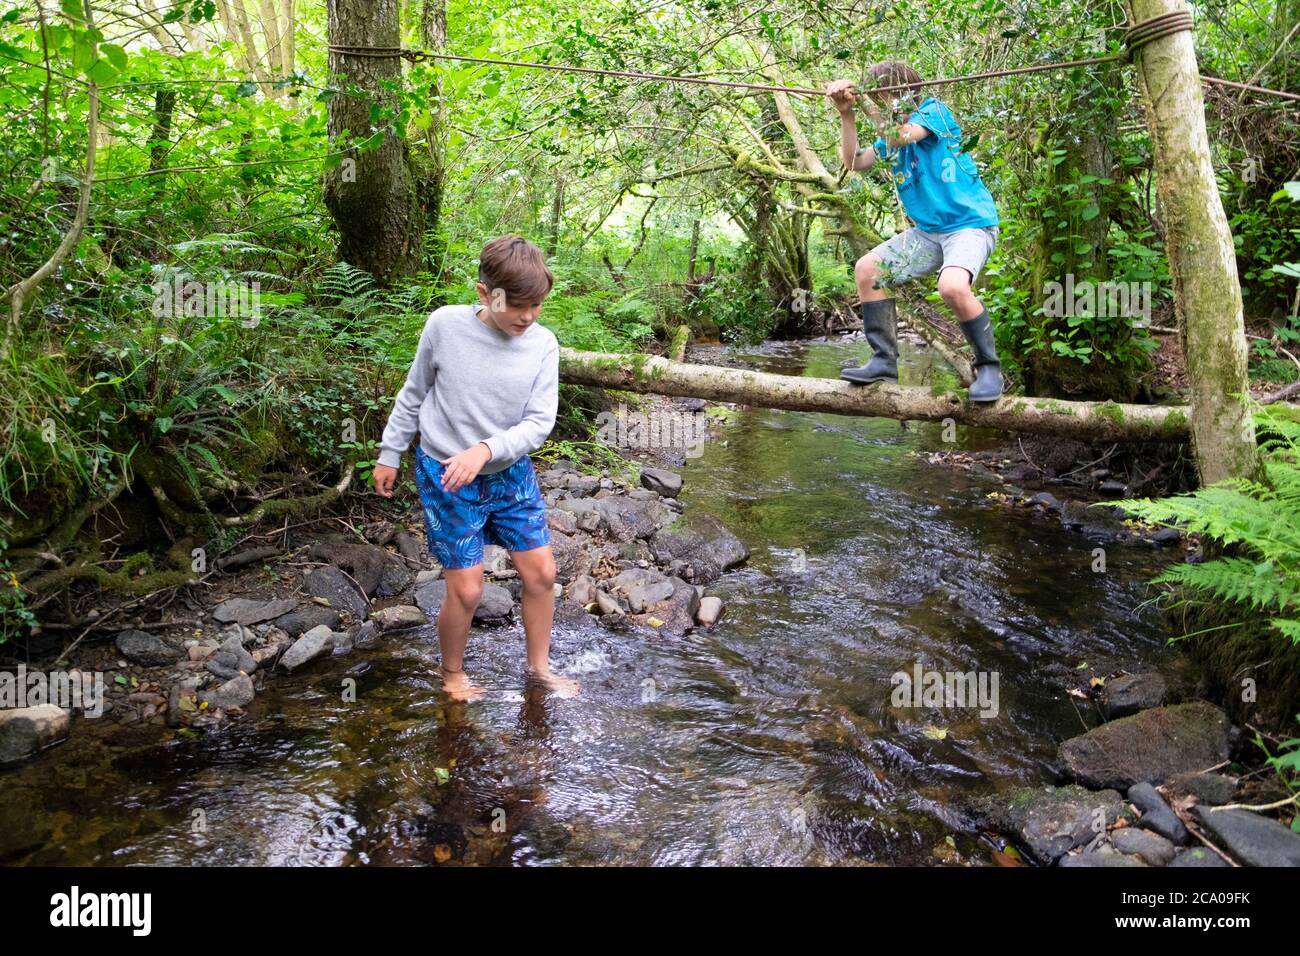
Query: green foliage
[
  {"left": 0, "top": 538, "right": 36, "bottom": 645},
  {"left": 1113, "top": 406, "right": 1300, "bottom": 644}
]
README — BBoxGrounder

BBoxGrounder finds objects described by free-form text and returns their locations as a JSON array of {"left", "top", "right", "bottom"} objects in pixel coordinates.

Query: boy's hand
[
  {"left": 373, "top": 463, "right": 398, "bottom": 498},
  {"left": 825, "top": 79, "right": 858, "bottom": 114},
  {"left": 439, "top": 443, "right": 493, "bottom": 493}
]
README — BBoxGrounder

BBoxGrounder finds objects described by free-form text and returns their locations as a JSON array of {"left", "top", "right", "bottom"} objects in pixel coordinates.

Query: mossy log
[{"left": 559, "top": 348, "right": 1191, "bottom": 442}]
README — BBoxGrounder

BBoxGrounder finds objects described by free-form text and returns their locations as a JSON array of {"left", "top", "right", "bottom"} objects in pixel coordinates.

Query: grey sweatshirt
[{"left": 377, "top": 303, "right": 560, "bottom": 475}]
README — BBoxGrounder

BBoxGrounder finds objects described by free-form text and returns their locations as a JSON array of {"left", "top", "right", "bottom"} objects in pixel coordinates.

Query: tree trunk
[
  {"left": 414, "top": 0, "right": 448, "bottom": 278},
  {"left": 547, "top": 176, "right": 564, "bottom": 257},
  {"left": 324, "top": 0, "right": 424, "bottom": 284},
  {"left": 1125, "top": 0, "right": 1260, "bottom": 483},
  {"left": 559, "top": 348, "right": 1189, "bottom": 442},
  {"left": 687, "top": 218, "right": 700, "bottom": 281},
  {"left": 147, "top": 88, "right": 175, "bottom": 174}
]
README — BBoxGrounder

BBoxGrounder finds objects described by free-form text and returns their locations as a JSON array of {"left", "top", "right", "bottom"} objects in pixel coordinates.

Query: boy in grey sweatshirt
[{"left": 373, "top": 235, "right": 577, "bottom": 701}]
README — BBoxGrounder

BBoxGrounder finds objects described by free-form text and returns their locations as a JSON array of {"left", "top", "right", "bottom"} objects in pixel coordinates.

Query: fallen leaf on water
[
  {"left": 923, "top": 725, "right": 948, "bottom": 740},
  {"left": 433, "top": 844, "right": 452, "bottom": 863},
  {"left": 991, "top": 849, "right": 1025, "bottom": 867},
  {"left": 647, "top": 616, "right": 666, "bottom": 627},
  {"left": 1089, "top": 676, "right": 1106, "bottom": 688}
]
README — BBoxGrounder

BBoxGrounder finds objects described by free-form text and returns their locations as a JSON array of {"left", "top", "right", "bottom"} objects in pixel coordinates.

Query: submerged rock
[
  {"left": 1099, "top": 672, "right": 1170, "bottom": 720},
  {"left": 972, "top": 784, "right": 1132, "bottom": 864}
]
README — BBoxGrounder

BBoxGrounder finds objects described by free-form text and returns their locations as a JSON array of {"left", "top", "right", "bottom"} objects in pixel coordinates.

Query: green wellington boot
[
  {"left": 840, "top": 299, "right": 898, "bottom": 384},
  {"left": 959, "top": 309, "right": 1003, "bottom": 402}
]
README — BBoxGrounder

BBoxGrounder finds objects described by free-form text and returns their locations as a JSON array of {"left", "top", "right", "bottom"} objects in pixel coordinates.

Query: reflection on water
[{"left": 0, "top": 338, "right": 1179, "bottom": 866}]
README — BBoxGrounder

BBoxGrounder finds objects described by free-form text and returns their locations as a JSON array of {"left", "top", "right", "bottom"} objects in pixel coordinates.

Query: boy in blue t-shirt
[{"left": 826, "top": 61, "right": 1003, "bottom": 401}]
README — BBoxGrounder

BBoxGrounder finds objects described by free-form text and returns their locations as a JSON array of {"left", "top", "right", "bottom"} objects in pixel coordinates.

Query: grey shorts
[{"left": 871, "top": 225, "right": 999, "bottom": 287}]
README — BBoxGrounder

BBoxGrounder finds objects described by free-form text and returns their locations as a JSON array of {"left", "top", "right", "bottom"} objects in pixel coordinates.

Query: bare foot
[
  {"left": 439, "top": 666, "right": 486, "bottom": 702},
  {"left": 524, "top": 667, "right": 579, "bottom": 699}
]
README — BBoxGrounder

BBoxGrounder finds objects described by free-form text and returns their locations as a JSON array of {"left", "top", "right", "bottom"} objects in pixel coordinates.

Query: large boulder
[
  {"left": 549, "top": 530, "right": 595, "bottom": 583},
  {"left": 308, "top": 540, "right": 411, "bottom": 598},
  {"left": 414, "top": 579, "right": 513, "bottom": 624},
  {"left": 304, "top": 565, "right": 369, "bottom": 621},
  {"left": 414, "top": 579, "right": 447, "bottom": 617},
  {"left": 648, "top": 513, "right": 748, "bottom": 584},
  {"left": 640, "top": 467, "right": 683, "bottom": 498},
  {"left": 474, "top": 583, "right": 515, "bottom": 623},
  {"left": 0, "top": 705, "right": 71, "bottom": 766},
  {"left": 1193, "top": 806, "right": 1300, "bottom": 867},
  {"left": 1058, "top": 701, "right": 1231, "bottom": 791},
  {"left": 593, "top": 495, "right": 673, "bottom": 542},
  {"left": 211, "top": 597, "right": 296, "bottom": 626},
  {"left": 279, "top": 625, "right": 335, "bottom": 672}
]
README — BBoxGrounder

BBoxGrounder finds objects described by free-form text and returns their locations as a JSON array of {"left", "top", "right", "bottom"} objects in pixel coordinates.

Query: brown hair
[
  {"left": 478, "top": 234, "right": 554, "bottom": 304},
  {"left": 867, "top": 61, "right": 924, "bottom": 101}
]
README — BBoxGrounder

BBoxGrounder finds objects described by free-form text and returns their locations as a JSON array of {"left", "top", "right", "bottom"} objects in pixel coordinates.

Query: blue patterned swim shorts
[{"left": 413, "top": 446, "right": 551, "bottom": 570}]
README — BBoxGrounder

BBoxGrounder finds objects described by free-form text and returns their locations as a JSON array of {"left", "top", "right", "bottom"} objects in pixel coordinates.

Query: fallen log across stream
[{"left": 558, "top": 348, "right": 1191, "bottom": 443}]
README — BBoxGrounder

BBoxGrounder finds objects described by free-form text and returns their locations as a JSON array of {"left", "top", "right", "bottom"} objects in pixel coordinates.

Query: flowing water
[{"left": 0, "top": 337, "right": 1182, "bottom": 866}]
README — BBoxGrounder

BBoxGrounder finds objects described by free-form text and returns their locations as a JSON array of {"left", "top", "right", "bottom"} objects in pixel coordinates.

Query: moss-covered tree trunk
[
  {"left": 1126, "top": 0, "right": 1260, "bottom": 484},
  {"left": 323, "top": 0, "right": 424, "bottom": 284},
  {"left": 559, "top": 347, "right": 1190, "bottom": 442},
  {"left": 415, "top": 0, "right": 448, "bottom": 279}
]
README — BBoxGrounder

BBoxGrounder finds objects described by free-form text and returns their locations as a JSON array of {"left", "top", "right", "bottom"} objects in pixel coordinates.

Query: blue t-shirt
[{"left": 871, "top": 97, "right": 999, "bottom": 232}]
